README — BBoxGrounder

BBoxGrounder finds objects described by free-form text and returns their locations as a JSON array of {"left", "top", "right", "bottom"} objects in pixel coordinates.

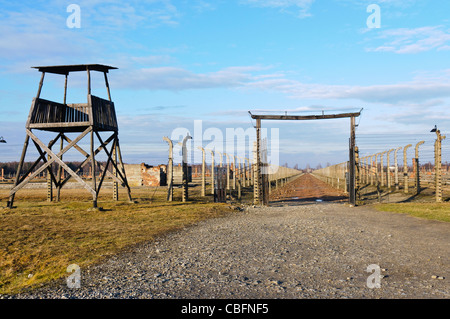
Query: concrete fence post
[
  {"left": 163, "top": 136, "right": 174, "bottom": 201},
  {"left": 414, "top": 141, "right": 425, "bottom": 195},
  {"left": 238, "top": 156, "right": 242, "bottom": 190},
  {"left": 375, "top": 153, "right": 380, "bottom": 186},
  {"left": 403, "top": 144, "right": 412, "bottom": 194},
  {"left": 233, "top": 155, "right": 237, "bottom": 190},
  {"left": 197, "top": 146, "right": 206, "bottom": 197},
  {"left": 225, "top": 153, "right": 231, "bottom": 191},
  {"left": 217, "top": 151, "right": 223, "bottom": 168},
  {"left": 386, "top": 149, "right": 394, "bottom": 190},
  {"left": 434, "top": 130, "right": 446, "bottom": 202},
  {"left": 380, "top": 151, "right": 387, "bottom": 187},
  {"left": 370, "top": 154, "right": 377, "bottom": 186},
  {"left": 209, "top": 149, "right": 215, "bottom": 196},
  {"left": 181, "top": 134, "right": 192, "bottom": 202},
  {"left": 245, "top": 158, "right": 250, "bottom": 187},
  {"left": 365, "top": 156, "right": 370, "bottom": 185},
  {"left": 394, "top": 147, "right": 402, "bottom": 191}
]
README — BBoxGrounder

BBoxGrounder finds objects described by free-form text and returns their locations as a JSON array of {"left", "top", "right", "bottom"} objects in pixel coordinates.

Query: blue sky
[{"left": 1, "top": 0, "right": 450, "bottom": 168}]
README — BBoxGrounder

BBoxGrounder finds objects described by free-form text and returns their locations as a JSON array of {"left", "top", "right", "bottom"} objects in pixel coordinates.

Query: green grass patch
[
  {"left": 374, "top": 202, "right": 450, "bottom": 223},
  {"left": 0, "top": 187, "right": 235, "bottom": 295}
]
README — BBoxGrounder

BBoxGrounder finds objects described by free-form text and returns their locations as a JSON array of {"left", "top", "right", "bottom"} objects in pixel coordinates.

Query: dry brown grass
[
  {"left": 0, "top": 185, "right": 235, "bottom": 295},
  {"left": 374, "top": 202, "right": 450, "bottom": 223}
]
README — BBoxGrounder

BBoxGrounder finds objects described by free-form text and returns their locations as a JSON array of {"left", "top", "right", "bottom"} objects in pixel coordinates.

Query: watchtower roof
[{"left": 31, "top": 64, "right": 117, "bottom": 75}]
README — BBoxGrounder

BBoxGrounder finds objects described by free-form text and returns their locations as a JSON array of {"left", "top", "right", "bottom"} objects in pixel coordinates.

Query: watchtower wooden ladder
[{"left": 7, "top": 64, "right": 132, "bottom": 208}]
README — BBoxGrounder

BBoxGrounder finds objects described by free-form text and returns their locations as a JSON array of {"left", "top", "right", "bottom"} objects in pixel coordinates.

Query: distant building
[
  {"left": 124, "top": 163, "right": 167, "bottom": 187},
  {"left": 124, "top": 163, "right": 192, "bottom": 187}
]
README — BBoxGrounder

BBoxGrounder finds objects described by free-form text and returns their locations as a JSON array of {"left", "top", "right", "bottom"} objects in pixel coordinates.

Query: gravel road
[{"left": 8, "top": 200, "right": 449, "bottom": 299}]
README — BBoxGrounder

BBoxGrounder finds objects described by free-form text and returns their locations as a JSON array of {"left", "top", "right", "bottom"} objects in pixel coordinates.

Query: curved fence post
[
  {"left": 403, "top": 144, "right": 412, "bottom": 194},
  {"left": 163, "top": 136, "right": 174, "bottom": 201}
]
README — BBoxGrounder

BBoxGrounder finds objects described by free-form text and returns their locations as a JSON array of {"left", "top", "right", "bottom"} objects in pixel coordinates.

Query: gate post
[{"left": 349, "top": 116, "right": 356, "bottom": 206}]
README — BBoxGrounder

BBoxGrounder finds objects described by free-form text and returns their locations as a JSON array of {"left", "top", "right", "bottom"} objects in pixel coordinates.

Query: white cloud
[
  {"left": 241, "top": 0, "right": 316, "bottom": 18},
  {"left": 247, "top": 77, "right": 450, "bottom": 104},
  {"left": 111, "top": 64, "right": 450, "bottom": 106},
  {"left": 113, "top": 65, "right": 267, "bottom": 90},
  {"left": 366, "top": 26, "right": 450, "bottom": 54}
]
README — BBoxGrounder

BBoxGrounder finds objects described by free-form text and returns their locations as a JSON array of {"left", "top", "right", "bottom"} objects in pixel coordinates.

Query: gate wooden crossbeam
[{"left": 249, "top": 111, "right": 362, "bottom": 206}]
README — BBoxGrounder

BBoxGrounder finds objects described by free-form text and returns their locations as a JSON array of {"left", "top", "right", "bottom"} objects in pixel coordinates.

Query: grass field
[
  {"left": 0, "top": 185, "right": 240, "bottom": 295},
  {"left": 374, "top": 202, "right": 450, "bottom": 223}
]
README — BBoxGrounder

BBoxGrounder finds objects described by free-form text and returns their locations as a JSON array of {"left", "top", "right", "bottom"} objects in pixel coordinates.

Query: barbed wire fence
[{"left": 313, "top": 129, "right": 449, "bottom": 204}]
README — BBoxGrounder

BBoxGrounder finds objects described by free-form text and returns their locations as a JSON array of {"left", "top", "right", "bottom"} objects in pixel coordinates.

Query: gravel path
[{"left": 8, "top": 201, "right": 449, "bottom": 299}]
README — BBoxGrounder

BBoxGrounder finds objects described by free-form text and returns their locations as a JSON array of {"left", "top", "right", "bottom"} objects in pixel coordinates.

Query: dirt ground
[{"left": 270, "top": 173, "right": 348, "bottom": 204}]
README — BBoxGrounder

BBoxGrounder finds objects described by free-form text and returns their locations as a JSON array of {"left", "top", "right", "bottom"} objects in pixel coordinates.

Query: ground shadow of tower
[{"left": 7, "top": 64, "right": 132, "bottom": 208}]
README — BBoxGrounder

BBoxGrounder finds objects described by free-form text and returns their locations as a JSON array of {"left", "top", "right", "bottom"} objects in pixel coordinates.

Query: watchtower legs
[{"left": 7, "top": 128, "right": 132, "bottom": 208}]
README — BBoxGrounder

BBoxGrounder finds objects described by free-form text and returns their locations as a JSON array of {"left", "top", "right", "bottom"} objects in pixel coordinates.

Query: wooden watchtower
[{"left": 7, "top": 64, "right": 132, "bottom": 208}]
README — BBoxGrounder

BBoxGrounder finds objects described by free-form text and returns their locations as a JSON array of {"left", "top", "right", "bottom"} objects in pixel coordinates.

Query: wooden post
[
  {"left": 56, "top": 135, "right": 64, "bottom": 202},
  {"left": 112, "top": 144, "right": 118, "bottom": 201},
  {"left": 255, "top": 119, "right": 262, "bottom": 205},
  {"left": 36, "top": 72, "right": 45, "bottom": 99},
  {"left": 47, "top": 143, "right": 53, "bottom": 202},
  {"left": 87, "top": 67, "right": 91, "bottom": 95},
  {"left": 63, "top": 74, "right": 68, "bottom": 104},
  {"left": 349, "top": 116, "right": 356, "bottom": 206},
  {"left": 91, "top": 130, "right": 97, "bottom": 208},
  {"left": 164, "top": 137, "right": 174, "bottom": 201},
  {"left": 403, "top": 144, "right": 412, "bottom": 194},
  {"left": 253, "top": 141, "right": 259, "bottom": 205},
  {"left": 355, "top": 146, "right": 360, "bottom": 198},
  {"left": 103, "top": 72, "right": 112, "bottom": 101},
  {"left": 115, "top": 138, "right": 133, "bottom": 202}
]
